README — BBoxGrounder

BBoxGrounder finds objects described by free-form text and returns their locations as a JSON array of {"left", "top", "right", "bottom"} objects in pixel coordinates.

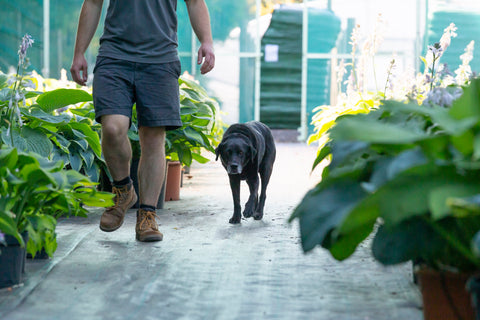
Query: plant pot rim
[{"left": 414, "top": 264, "right": 480, "bottom": 278}]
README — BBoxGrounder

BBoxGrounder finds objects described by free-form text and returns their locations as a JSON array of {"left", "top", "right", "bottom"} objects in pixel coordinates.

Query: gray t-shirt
[{"left": 98, "top": 0, "right": 185, "bottom": 63}]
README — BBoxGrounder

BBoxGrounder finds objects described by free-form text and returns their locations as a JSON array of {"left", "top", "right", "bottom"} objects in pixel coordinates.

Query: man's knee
[
  {"left": 101, "top": 115, "right": 130, "bottom": 142},
  {"left": 139, "top": 126, "right": 166, "bottom": 151}
]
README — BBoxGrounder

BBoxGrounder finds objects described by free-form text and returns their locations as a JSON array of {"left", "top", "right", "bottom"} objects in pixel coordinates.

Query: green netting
[
  {"left": 0, "top": 0, "right": 250, "bottom": 79},
  {"left": 259, "top": 5, "right": 341, "bottom": 131}
]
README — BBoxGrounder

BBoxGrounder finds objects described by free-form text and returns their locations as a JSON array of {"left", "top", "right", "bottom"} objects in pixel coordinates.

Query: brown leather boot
[
  {"left": 99, "top": 182, "right": 138, "bottom": 232},
  {"left": 136, "top": 209, "right": 163, "bottom": 242}
]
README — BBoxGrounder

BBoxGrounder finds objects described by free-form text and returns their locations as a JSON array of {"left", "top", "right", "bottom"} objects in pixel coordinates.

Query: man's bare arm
[
  {"left": 185, "top": 0, "right": 215, "bottom": 74},
  {"left": 70, "top": 0, "right": 104, "bottom": 85}
]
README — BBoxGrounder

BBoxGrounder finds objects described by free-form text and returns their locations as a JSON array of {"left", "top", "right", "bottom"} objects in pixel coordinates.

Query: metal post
[
  {"left": 415, "top": 0, "right": 421, "bottom": 73},
  {"left": 43, "top": 0, "right": 50, "bottom": 78},
  {"left": 254, "top": 0, "right": 261, "bottom": 121},
  {"left": 424, "top": 0, "right": 429, "bottom": 58},
  {"left": 191, "top": 28, "right": 196, "bottom": 76},
  {"left": 298, "top": 0, "right": 309, "bottom": 141}
]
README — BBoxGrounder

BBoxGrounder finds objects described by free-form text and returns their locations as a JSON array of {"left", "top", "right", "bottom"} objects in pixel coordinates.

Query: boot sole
[
  {"left": 99, "top": 191, "right": 138, "bottom": 232},
  {"left": 136, "top": 233, "right": 163, "bottom": 242}
]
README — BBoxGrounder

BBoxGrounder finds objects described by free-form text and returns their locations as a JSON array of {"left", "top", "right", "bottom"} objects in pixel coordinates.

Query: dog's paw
[
  {"left": 253, "top": 212, "right": 263, "bottom": 220},
  {"left": 229, "top": 216, "right": 241, "bottom": 224},
  {"left": 243, "top": 208, "right": 254, "bottom": 218}
]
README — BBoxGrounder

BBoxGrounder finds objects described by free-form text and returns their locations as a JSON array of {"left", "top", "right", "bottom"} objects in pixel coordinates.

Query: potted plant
[
  {"left": 0, "top": 35, "right": 114, "bottom": 284},
  {"left": 0, "top": 147, "right": 114, "bottom": 287},
  {"left": 290, "top": 77, "right": 480, "bottom": 319}
]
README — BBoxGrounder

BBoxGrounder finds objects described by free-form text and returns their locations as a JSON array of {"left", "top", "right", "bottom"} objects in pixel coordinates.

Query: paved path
[{"left": 0, "top": 142, "right": 422, "bottom": 320}]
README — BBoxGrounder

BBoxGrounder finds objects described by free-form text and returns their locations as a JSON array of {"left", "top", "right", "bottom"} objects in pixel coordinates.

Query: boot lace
[
  {"left": 138, "top": 210, "right": 159, "bottom": 230},
  {"left": 108, "top": 186, "right": 126, "bottom": 210}
]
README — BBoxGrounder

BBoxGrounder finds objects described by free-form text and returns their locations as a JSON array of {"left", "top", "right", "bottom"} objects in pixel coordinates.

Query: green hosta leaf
[
  {"left": 0, "top": 147, "right": 19, "bottom": 170},
  {"left": 372, "top": 219, "right": 441, "bottom": 265},
  {"left": 368, "top": 165, "right": 480, "bottom": 226},
  {"left": 430, "top": 185, "right": 480, "bottom": 220},
  {"left": 312, "top": 145, "right": 330, "bottom": 171},
  {"left": 330, "top": 114, "right": 429, "bottom": 144},
  {"left": 84, "top": 162, "right": 100, "bottom": 182},
  {"left": 328, "top": 222, "right": 375, "bottom": 260},
  {"left": 29, "top": 107, "right": 72, "bottom": 124},
  {"left": 181, "top": 88, "right": 203, "bottom": 103},
  {"left": 73, "top": 189, "right": 114, "bottom": 207},
  {"left": 72, "top": 139, "right": 88, "bottom": 151},
  {"left": 21, "top": 126, "right": 53, "bottom": 157},
  {"left": 451, "top": 130, "right": 475, "bottom": 156},
  {"left": 329, "top": 140, "right": 370, "bottom": 169},
  {"left": 292, "top": 180, "right": 368, "bottom": 253},
  {"left": 70, "top": 122, "right": 101, "bottom": 157},
  {"left": 36, "top": 89, "right": 92, "bottom": 113},
  {"left": 179, "top": 76, "right": 208, "bottom": 96},
  {"left": 180, "top": 106, "right": 198, "bottom": 115},
  {"left": 184, "top": 127, "right": 206, "bottom": 146},
  {"left": 448, "top": 195, "right": 480, "bottom": 218},
  {"left": 69, "top": 152, "right": 82, "bottom": 171},
  {"left": 0, "top": 72, "right": 8, "bottom": 89},
  {"left": 80, "top": 150, "right": 95, "bottom": 170},
  {"left": 449, "top": 78, "right": 480, "bottom": 120},
  {"left": 191, "top": 152, "right": 210, "bottom": 164}
]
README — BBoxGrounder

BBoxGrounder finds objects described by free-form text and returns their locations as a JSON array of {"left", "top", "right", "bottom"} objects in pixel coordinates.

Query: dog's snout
[{"left": 228, "top": 163, "right": 242, "bottom": 174}]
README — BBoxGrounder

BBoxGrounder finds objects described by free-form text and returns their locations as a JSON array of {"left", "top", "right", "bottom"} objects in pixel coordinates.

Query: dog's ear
[
  {"left": 249, "top": 142, "right": 257, "bottom": 164},
  {"left": 215, "top": 143, "right": 223, "bottom": 161}
]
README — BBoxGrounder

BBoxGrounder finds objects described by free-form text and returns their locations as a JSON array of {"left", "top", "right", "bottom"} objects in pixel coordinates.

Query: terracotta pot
[
  {"left": 165, "top": 161, "right": 182, "bottom": 201},
  {"left": 416, "top": 267, "right": 476, "bottom": 320}
]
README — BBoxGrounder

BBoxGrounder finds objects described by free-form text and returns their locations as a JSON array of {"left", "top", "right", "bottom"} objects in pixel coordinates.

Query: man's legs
[
  {"left": 101, "top": 115, "right": 131, "bottom": 180},
  {"left": 99, "top": 114, "right": 138, "bottom": 232},
  {"left": 135, "top": 126, "right": 165, "bottom": 242},
  {"left": 138, "top": 126, "right": 166, "bottom": 207}
]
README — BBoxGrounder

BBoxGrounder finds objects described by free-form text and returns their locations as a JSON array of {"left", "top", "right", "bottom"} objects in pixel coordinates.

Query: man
[{"left": 70, "top": 0, "right": 215, "bottom": 242}]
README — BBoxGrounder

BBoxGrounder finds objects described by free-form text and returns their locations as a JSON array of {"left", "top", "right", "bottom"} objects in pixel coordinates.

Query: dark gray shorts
[{"left": 92, "top": 56, "right": 182, "bottom": 130}]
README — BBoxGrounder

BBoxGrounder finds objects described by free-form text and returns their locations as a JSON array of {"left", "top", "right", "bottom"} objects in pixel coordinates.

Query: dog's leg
[
  {"left": 254, "top": 165, "right": 273, "bottom": 220},
  {"left": 229, "top": 175, "right": 242, "bottom": 224},
  {"left": 243, "top": 174, "right": 259, "bottom": 218}
]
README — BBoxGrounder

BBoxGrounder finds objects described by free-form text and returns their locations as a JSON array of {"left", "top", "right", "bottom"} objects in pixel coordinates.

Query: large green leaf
[
  {"left": 449, "top": 78, "right": 480, "bottom": 120},
  {"left": 0, "top": 147, "right": 18, "bottom": 170},
  {"left": 330, "top": 114, "right": 429, "bottom": 144},
  {"left": 69, "top": 122, "right": 102, "bottom": 157},
  {"left": 36, "top": 89, "right": 92, "bottom": 113},
  {"left": 369, "top": 165, "right": 480, "bottom": 227},
  {"left": 293, "top": 180, "right": 368, "bottom": 252},
  {"left": 429, "top": 184, "right": 480, "bottom": 220},
  {"left": 28, "top": 107, "right": 71, "bottom": 124},
  {"left": 372, "top": 219, "right": 442, "bottom": 265},
  {"left": 21, "top": 126, "right": 53, "bottom": 157}
]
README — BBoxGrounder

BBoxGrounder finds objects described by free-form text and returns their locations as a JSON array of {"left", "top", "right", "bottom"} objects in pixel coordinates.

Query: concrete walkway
[{"left": 0, "top": 142, "right": 423, "bottom": 320}]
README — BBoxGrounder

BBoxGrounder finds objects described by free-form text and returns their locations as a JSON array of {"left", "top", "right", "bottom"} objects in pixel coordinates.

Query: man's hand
[
  {"left": 70, "top": 55, "right": 88, "bottom": 86},
  {"left": 198, "top": 42, "right": 215, "bottom": 74}
]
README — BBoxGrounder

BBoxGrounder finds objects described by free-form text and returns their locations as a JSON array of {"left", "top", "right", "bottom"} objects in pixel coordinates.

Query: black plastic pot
[
  {"left": 27, "top": 248, "right": 50, "bottom": 260},
  {"left": 467, "top": 274, "right": 480, "bottom": 320},
  {"left": 0, "top": 233, "right": 28, "bottom": 289}
]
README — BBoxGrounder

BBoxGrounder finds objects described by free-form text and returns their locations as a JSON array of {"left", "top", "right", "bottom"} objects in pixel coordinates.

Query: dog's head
[{"left": 215, "top": 134, "right": 256, "bottom": 175}]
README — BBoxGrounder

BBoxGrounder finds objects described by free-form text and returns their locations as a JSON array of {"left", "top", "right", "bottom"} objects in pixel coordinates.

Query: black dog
[{"left": 215, "top": 121, "right": 276, "bottom": 224}]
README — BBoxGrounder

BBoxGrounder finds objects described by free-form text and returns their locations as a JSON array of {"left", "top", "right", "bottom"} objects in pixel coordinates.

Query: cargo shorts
[{"left": 92, "top": 56, "right": 182, "bottom": 130}]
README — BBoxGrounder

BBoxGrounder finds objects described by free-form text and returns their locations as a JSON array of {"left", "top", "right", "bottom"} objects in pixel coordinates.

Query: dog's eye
[{"left": 238, "top": 151, "right": 243, "bottom": 155}]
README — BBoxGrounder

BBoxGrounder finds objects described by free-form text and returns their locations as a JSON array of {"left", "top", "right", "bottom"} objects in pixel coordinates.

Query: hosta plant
[
  {"left": 0, "top": 147, "right": 113, "bottom": 257},
  {"left": 291, "top": 77, "right": 480, "bottom": 272}
]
